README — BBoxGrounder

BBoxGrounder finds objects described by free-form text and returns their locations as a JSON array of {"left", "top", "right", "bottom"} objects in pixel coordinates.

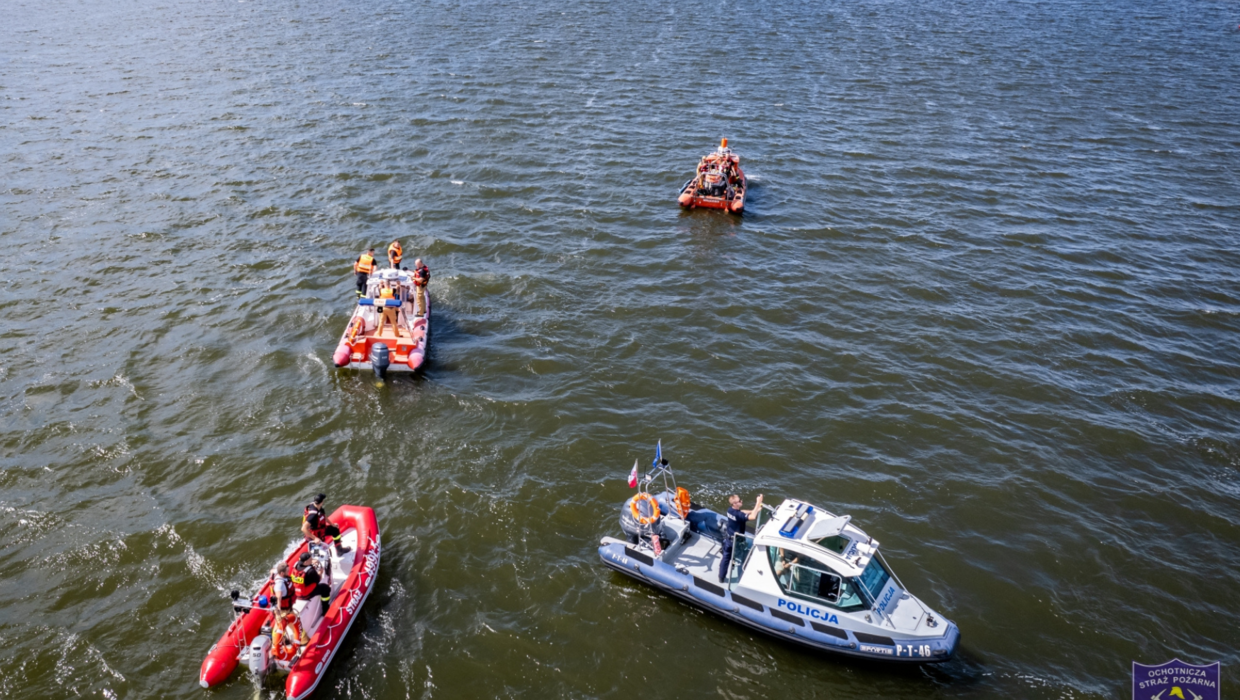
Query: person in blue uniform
[{"left": 718, "top": 493, "right": 763, "bottom": 583}]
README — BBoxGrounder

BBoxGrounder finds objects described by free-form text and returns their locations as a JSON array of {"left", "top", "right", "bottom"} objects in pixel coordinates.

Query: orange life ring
[
  {"left": 630, "top": 493, "right": 660, "bottom": 525},
  {"left": 271, "top": 614, "right": 303, "bottom": 661},
  {"left": 674, "top": 487, "right": 691, "bottom": 519},
  {"left": 346, "top": 316, "right": 364, "bottom": 343}
]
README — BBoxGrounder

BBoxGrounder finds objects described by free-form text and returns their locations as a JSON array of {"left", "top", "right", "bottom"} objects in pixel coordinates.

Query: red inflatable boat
[
  {"left": 199, "top": 506, "right": 381, "bottom": 699},
  {"left": 678, "top": 138, "right": 746, "bottom": 214}
]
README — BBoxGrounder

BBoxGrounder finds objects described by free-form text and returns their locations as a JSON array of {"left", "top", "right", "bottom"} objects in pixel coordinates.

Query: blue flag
[{"left": 652, "top": 440, "right": 662, "bottom": 468}]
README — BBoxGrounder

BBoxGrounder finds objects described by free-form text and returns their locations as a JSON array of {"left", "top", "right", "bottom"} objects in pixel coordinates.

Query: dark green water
[{"left": 2, "top": 0, "right": 1239, "bottom": 697}]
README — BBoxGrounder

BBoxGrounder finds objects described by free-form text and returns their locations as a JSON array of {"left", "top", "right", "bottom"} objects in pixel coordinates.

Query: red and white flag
[{"left": 627, "top": 459, "right": 639, "bottom": 488}]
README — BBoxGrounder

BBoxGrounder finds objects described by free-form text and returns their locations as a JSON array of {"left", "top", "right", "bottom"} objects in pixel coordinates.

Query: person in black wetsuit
[{"left": 718, "top": 493, "right": 763, "bottom": 583}]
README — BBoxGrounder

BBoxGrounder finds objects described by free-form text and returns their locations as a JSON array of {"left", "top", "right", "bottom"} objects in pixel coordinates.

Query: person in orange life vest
[
  {"left": 292, "top": 551, "right": 332, "bottom": 615},
  {"left": 271, "top": 562, "right": 295, "bottom": 612},
  {"left": 387, "top": 240, "right": 403, "bottom": 269},
  {"left": 412, "top": 258, "right": 430, "bottom": 317},
  {"left": 354, "top": 248, "right": 377, "bottom": 297},
  {"left": 302, "top": 493, "right": 351, "bottom": 555}
]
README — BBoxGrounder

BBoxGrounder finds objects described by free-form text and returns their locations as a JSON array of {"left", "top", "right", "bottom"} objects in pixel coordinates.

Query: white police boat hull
[{"left": 598, "top": 492, "right": 960, "bottom": 663}]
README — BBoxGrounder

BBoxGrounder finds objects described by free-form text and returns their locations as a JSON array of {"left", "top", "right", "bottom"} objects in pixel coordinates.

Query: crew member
[
  {"left": 774, "top": 548, "right": 801, "bottom": 589},
  {"left": 354, "top": 248, "right": 377, "bottom": 297},
  {"left": 292, "top": 551, "right": 332, "bottom": 615},
  {"left": 271, "top": 562, "right": 295, "bottom": 612},
  {"left": 412, "top": 258, "right": 430, "bottom": 317},
  {"left": 387, "top": 240, "right": 403, "bottom": 269},
  {"left": 302, "top": 493, "right": 352, "bottom": 555},
  {"left": 717, "top": 493, "right": 763, "bottom": 583}
]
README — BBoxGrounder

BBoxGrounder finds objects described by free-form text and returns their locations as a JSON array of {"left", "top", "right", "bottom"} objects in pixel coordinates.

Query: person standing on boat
[
  {"left": 718, "top": 493, "right": 763, "bottom": 583},
  {"left": 272, "top": 562, "right": 295, "bottom": 613},
  {"left": 412, "top": 258, "right": 430, "bottom": 317},
  {"left": 302, "top": 494, "right": 352, "bottom": 556},
  {"left": 387, "top": 240, "right": 403, "bottom": 269},
  {"left": 292, "top": 551, "right": 332, "bottom": 615},
  {"left": 354, "top": 248, "right": 377, "bottom": 297}
]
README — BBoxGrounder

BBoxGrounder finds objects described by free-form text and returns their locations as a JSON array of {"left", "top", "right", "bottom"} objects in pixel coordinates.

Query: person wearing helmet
[{"left": 302, "top": 494, "right": 351, "bottom": 556}]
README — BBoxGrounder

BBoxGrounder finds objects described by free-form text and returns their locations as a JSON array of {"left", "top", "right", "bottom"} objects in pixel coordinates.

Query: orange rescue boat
[
  {"left": 678, "top": 138, "right": 746, "bottom": 214},
  {"left": 332, "top": 268, "right": 429, "bottom": 380}
]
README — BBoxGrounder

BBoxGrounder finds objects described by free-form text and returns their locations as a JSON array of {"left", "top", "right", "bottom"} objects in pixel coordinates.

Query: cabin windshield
[{"left": 856, "top": 556, "right": 892, "bottom": 606}]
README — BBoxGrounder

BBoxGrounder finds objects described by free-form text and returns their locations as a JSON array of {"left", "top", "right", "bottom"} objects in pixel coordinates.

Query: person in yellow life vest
[
  {"left": 376, "top": 285, "right": 398, "bottom": 335},
  {"left": 387, "top": 240, "right": 403, "bottom": 269},
  {"left": 354, "top": 248, "right": 376, "bottom": 297},
  {"left": 412, "top": 258, "right": 430, "bottom": 317}
]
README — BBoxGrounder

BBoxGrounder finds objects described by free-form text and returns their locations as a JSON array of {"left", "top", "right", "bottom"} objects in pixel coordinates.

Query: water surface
[{"left": 2, "top": 0, "right": 1239, "bottom": 698}]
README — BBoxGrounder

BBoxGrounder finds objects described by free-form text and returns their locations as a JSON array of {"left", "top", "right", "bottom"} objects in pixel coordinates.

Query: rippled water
[{"left": 3, "top": 0, "right": 1239, "bottom": 697}]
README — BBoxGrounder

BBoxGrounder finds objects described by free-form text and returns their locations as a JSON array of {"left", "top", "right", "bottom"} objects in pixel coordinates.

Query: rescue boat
[
  {"left": 332, "top": 268, "right": 430, "bottom": 380},
  {"left": 199, "top": 506, "right": 381, "bottom": 699},
  {"left": 599, "top": 444, "right": 960, "bottom": 663},
  {"left": 678, "top": 138, "right": 746, "bottom": 213}
]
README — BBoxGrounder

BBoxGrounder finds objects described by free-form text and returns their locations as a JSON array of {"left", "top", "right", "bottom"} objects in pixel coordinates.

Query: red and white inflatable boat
[{"left": 199, "top": 506, "right": 381, "bottom": 699}]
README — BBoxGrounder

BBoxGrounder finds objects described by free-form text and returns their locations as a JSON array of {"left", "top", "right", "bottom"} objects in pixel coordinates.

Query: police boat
[
  {"left": 598, "top": 444, "right": 960, "bottom": 662},
  {"left": 199, "top": 505, "right": 381, "bottom": 699},
  {"left": 332, "top": 267, "right": 430, "bottom": 380}
]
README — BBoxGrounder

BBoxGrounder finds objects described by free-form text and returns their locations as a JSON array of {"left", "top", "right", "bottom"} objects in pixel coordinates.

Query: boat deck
[{"left": 662, "top": 530, "right": 725, "bottom": 581}]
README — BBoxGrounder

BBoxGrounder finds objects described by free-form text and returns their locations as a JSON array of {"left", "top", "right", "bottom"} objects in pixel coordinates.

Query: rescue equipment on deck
[
  {"left": 674, "top": 487, "right": 692, "bottom": 519},
  {"left": 630, "top": 493, "right": 661, "bottom": 525}
]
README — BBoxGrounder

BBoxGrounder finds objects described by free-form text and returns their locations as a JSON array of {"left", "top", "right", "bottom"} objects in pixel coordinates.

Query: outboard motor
[
  {"left": 247, "top": 634, "right": 271, "bottom": 681},
  {"left": 370, "top": 343, "right": 390, "bottom": 381},
  {"left": 704, "top": 171, "right": 726, "bottom": 196}
]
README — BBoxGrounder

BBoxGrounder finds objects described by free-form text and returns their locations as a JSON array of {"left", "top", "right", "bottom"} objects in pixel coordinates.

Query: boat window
[
  {"left": 765, "top": 547, "right": 867, "bottom": 612},
  {"left": 856, "top": 557, "right": 892, "bottom": 604},
  {"left": 811, "top": 535, "right": 850, "bottom": 554}
]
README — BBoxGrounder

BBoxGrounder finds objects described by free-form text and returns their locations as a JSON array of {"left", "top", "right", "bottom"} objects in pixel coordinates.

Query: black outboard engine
[{"left": 370, "top": 343, "right": 390, "bottom": 380}]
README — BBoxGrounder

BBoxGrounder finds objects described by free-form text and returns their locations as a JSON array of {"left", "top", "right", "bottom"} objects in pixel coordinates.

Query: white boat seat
[{"left": 293, "top": 597, "right": 323, "bottom": 636}]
